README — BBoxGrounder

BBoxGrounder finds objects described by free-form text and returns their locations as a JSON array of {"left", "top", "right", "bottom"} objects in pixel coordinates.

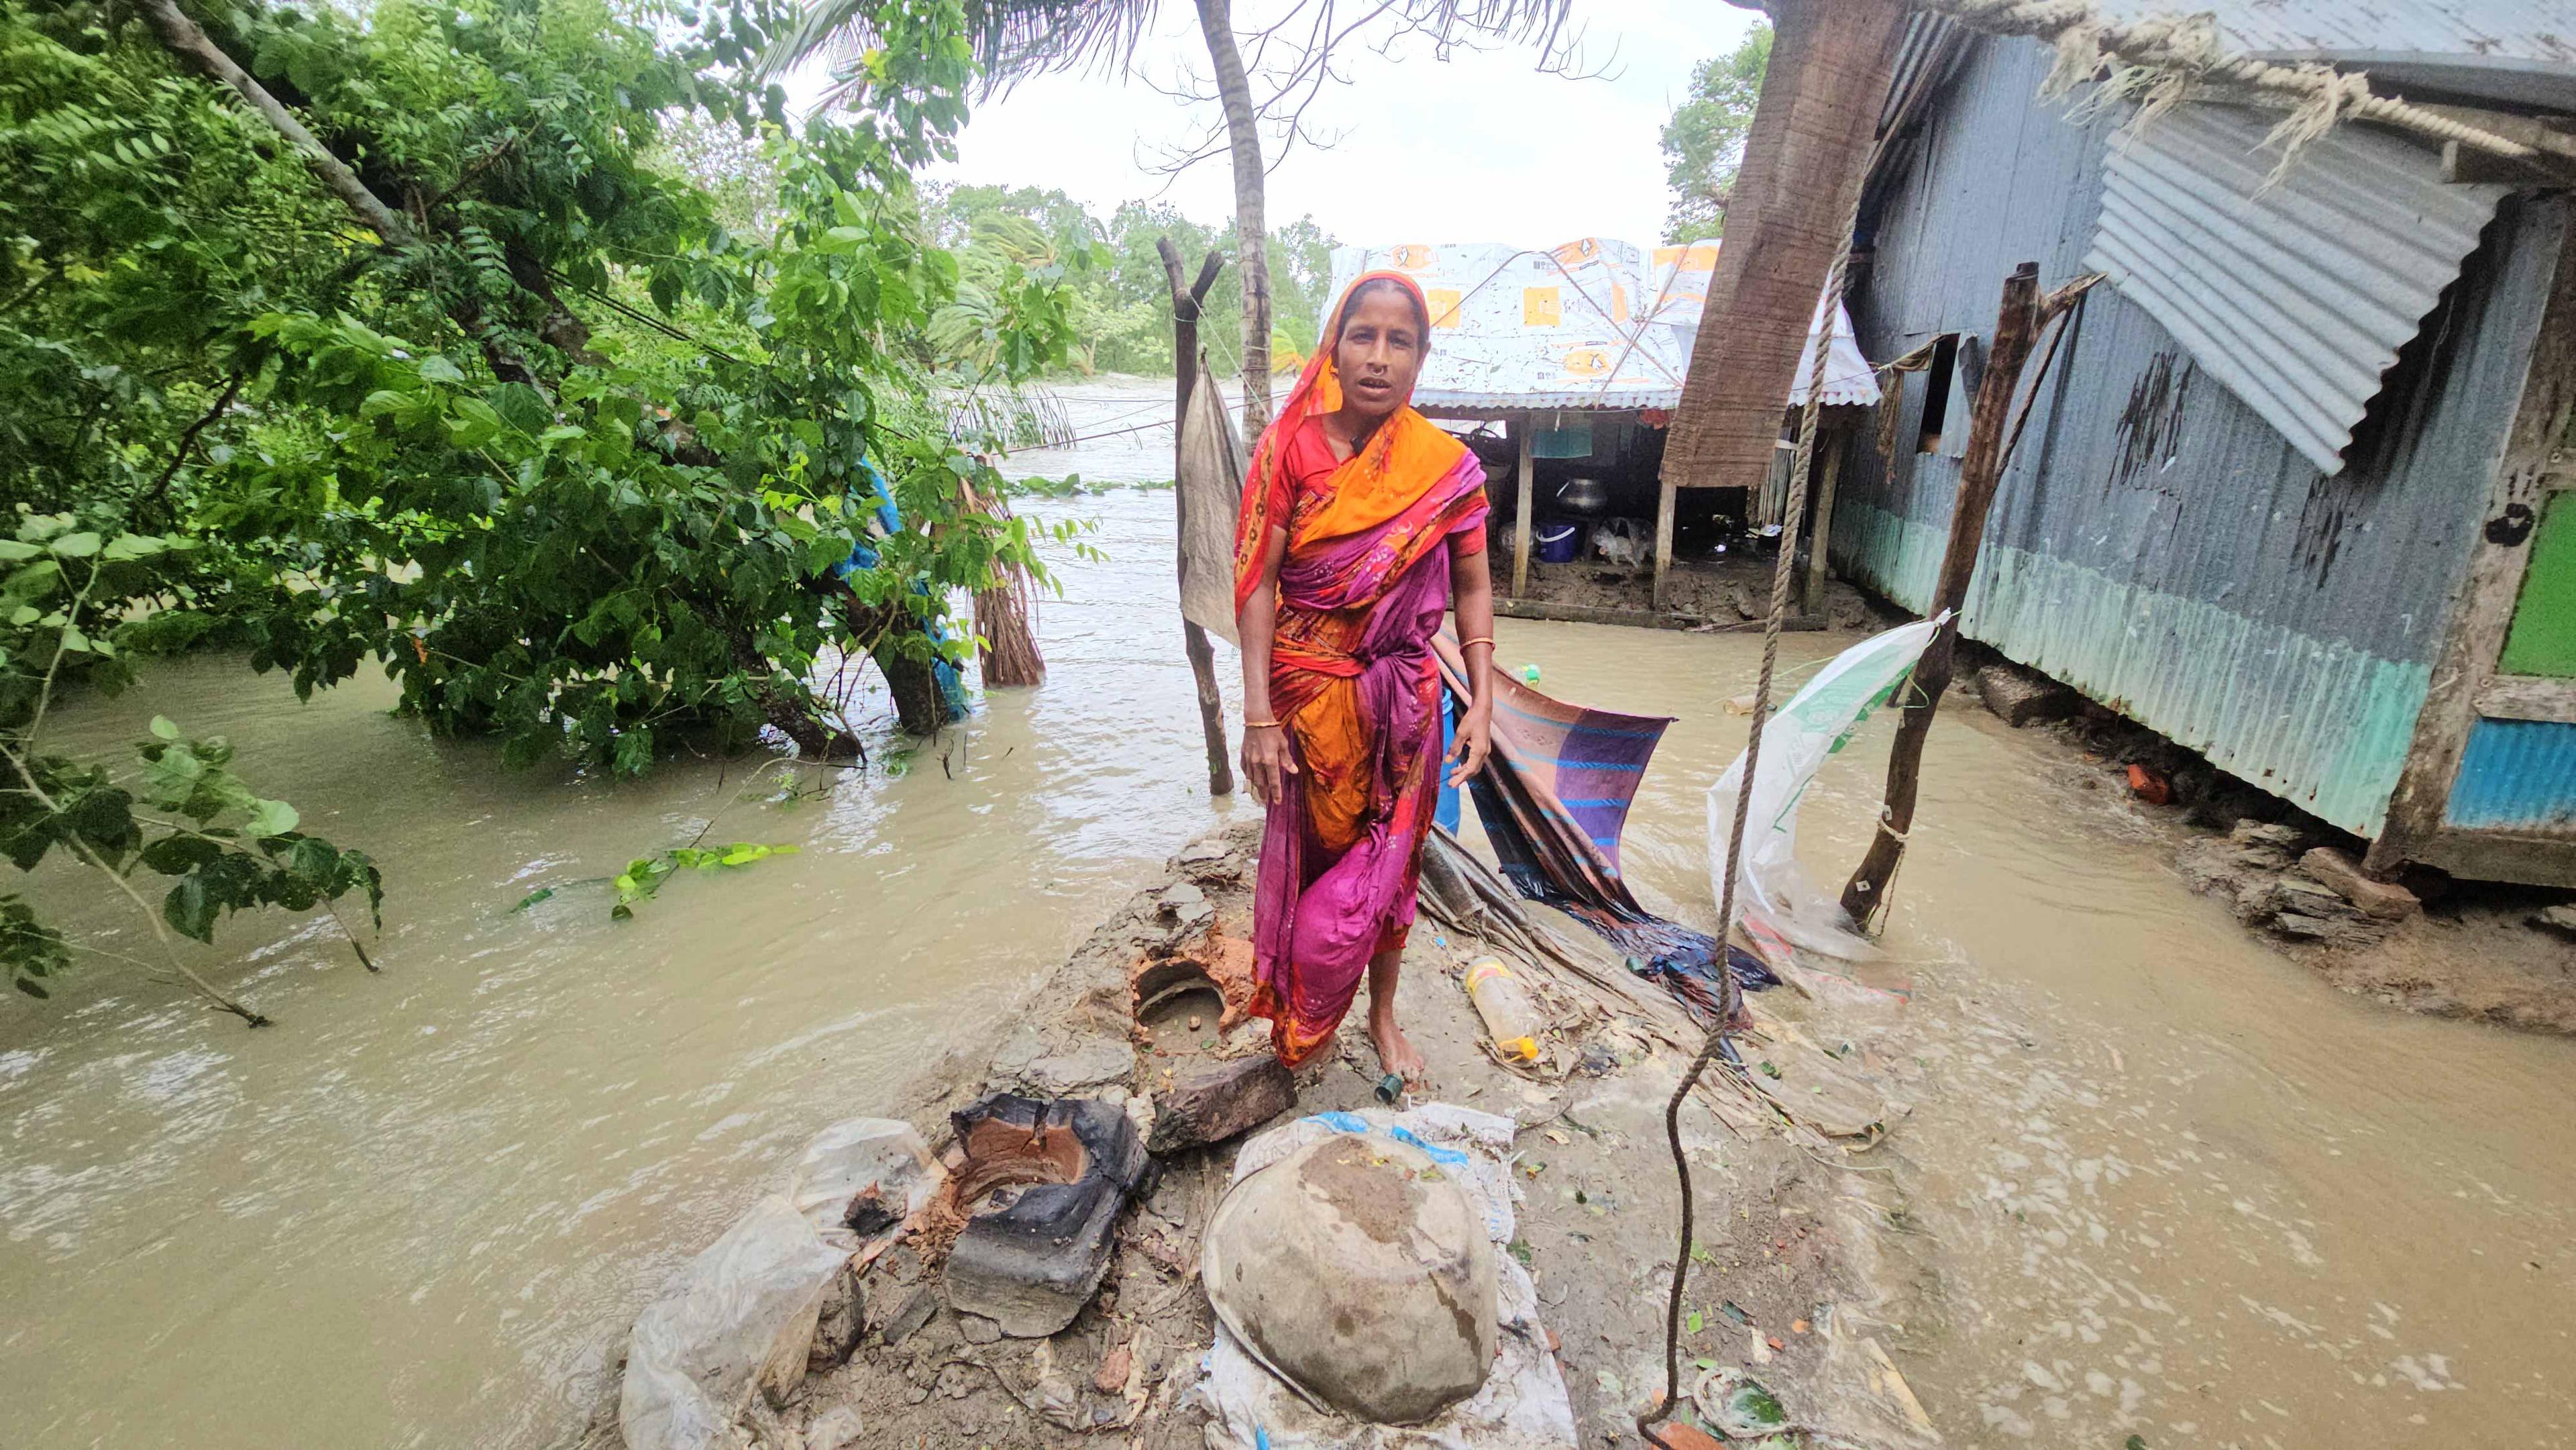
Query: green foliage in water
[
  {"left": 612, "top": 841, "right": 799, "bottom": 919},
  {"left": 0, "top": 0, "right": 1085, "bottom": 1015},
  {"left": 510, "top": 839, "right": 798, "bottom": 919},
  {"left": 0, "top": 520, "right": 379, "bottom": 1019}
]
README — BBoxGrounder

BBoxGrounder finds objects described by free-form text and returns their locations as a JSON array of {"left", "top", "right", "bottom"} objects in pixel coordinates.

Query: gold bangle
[
  {"left": 1244, "top": 719, "right": 1283, "bottom": 729},
  {"left": 1461, "top": 636, "right": 1496, "bottom": 649}
]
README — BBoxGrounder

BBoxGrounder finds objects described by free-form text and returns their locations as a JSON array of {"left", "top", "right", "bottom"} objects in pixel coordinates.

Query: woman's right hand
[{"left": 1240, "top": 723, "right": 1299, "bottom": 807}]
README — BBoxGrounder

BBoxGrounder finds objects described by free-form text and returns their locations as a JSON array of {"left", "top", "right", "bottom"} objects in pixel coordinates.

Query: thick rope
[
  {"left": 1918, "top": 0, "right": 2539, "bottom": 166},
  {"left": 1639, "top": 227, "right": 1858, "bottom": 1446}
]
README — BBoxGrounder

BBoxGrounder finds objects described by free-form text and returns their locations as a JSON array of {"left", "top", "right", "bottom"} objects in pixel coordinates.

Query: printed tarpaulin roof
[{"left": 1327, "top": 238, "right": 1880, "bottom": 413}]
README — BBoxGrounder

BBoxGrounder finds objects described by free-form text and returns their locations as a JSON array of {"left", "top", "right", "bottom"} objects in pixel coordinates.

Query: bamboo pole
[
  {"left": 1652, "top": 477, "right": 1676, "bottom": 611},
  {"left": 1158, "top": 238, "right": 1236, "bottom": 798},
  {"left": 1801, "top": 425, "right": 1847, "bottom": 619},
  {"left": 1511, "top": 413, "right": 1536, "bottom": 598},
  {"left": 1839, "top": 263, "right": 2105, "bottom": 927}
]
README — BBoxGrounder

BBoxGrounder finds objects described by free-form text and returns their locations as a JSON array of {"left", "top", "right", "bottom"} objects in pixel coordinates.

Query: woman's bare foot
[{"left": 1368, "top": 1004, "right": 1428, "bottom": 1087}]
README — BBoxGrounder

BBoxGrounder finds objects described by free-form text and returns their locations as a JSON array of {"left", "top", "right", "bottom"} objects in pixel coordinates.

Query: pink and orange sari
[{"left": 1232, "top": 272, "right": 1489, "bottom": 1066}]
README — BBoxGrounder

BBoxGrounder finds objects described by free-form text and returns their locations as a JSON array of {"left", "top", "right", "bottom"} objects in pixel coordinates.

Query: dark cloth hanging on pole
[
  {"left": 1428, "top": 636, "right": 1772, "bottom": 1024},
  {"left": 1159, "top": 238, "right": 1237, "bottom": 796}
]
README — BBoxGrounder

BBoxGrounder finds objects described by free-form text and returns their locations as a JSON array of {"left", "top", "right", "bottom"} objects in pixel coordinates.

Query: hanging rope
[
  {"left": 1917, "top": 0, "right": 2540, "bottom": 167},
  {"left": 1638, "top": 220, "right": 1860, "bottom": 1446}
]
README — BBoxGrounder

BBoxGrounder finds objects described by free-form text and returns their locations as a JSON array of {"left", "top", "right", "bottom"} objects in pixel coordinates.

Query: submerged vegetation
[{"left": 0, "top": 0, "right": 1091, "bottom": 1013}]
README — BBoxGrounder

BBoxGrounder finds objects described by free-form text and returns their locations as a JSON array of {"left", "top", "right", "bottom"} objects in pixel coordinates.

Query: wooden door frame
[{"left": 2368, "top": 200, "right": 2576, "bottom": 879}]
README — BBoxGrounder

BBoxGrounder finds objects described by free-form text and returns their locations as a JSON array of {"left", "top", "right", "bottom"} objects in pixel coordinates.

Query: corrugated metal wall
[
  {"left": 1836, "top": 36, "right": 2565, "bottom": 837},
  {"left": 2446, "top": 719, "right": 2576, "bottom": 831}
]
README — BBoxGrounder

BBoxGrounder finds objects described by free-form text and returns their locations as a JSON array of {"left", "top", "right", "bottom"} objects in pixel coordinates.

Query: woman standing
[{"left": 1232, "top": 271, "right": 1496, "bottom": 1086}]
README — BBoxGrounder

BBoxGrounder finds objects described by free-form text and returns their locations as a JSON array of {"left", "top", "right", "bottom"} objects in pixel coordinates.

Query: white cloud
[{"left": 922, "top": 0, "right": 1762, "bottom": 254}]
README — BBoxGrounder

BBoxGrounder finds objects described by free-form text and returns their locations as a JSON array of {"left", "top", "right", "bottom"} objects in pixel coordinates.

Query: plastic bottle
[
  {"left": 1463, "top": 957, "right": 1542, "bottom": 1064},
  {"left": 1519, "top": 663, "right": 1542, "bottom": 684}
]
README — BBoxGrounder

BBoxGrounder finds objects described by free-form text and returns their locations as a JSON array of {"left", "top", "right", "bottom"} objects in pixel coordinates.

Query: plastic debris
[
  {"left": 1706, "top": 617, "right": 1947, "bottom": 960},
  {"left": 618, "top": 1196, "right": 853, "bottom": 1450}
]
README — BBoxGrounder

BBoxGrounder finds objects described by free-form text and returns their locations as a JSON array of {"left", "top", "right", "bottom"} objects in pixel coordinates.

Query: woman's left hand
[{"left": 1445, "top": 705, "right": 1492, "bottom": 789}]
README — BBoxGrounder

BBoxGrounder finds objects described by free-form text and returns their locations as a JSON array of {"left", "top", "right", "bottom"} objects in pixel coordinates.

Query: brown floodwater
[
  {"left": 4, "top": 386, "right": 2571, "bottom": 1448},
  {"left": 1521, "top": 623, "right": 2576, "bottom": 1449},
  {"left": 0, "top": 389, "right": 1234, "bottom": 1449}
]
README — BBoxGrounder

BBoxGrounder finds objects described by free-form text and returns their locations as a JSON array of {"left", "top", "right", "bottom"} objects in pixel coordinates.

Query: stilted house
[
  {"left": 1324, "top": 239, "right": 1878, "bottom": 622},
  {"left": 1831, "top": 8, "right": 2576, "bottom": 885}
]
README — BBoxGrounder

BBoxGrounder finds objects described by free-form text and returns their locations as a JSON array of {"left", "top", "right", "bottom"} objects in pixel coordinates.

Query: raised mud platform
[{"left": 586, "top": 819, "right": 1941, "bottom": 1450}]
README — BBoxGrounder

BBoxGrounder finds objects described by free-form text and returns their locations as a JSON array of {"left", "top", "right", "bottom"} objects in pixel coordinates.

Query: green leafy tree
[
  {"left": 1661, "top": 21, "right": 1770, "bottom": 244},
  {"left": 0, "top": 0, "right": 1090, "bottom": 1018}
]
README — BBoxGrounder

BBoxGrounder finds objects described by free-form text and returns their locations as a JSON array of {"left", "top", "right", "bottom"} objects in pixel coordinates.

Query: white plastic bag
[
  {"left": 618, "top": 1195, "right": 853, "bottom": 1450},
  {"left": 1706, "top": 615, "right": 1947, "bottom": 961}
]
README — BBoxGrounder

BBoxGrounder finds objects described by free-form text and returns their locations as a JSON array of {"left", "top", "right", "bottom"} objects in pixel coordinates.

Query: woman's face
[{"left": 1334, "top": 287, "right": 1426, "bottom": 421}]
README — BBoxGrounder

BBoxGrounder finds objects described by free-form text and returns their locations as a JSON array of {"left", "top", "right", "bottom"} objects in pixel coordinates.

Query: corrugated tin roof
[
  {"left": 2083, "top": 102, "right": 2510, "bottom": 476},
  {"left": 1326, "top": 238, "right": 1880, "bottom": 415},
  {"left": 2088, "top": 0, "right": 2576, "bottom": 108}
]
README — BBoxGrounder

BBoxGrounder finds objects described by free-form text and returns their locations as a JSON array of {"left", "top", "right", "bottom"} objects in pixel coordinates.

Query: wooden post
[
  {"left": 1511, "top": 413, "right": 1536, "bottom": 598},
  {"left": 1839, "top": 262, "right": 2045, "bottom": 927},
  {"left": 1158, "top": 237, "right": 1236, "bottom": 798},
  {"left": 1802, "top": 424, "right": 1847, "bottom": 619},
  {"left": 1652, "top": 478, "right": 1677, "bottom": 611}
]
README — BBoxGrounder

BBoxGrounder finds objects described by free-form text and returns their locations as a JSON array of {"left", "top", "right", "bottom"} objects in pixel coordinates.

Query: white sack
[{"left": 1194, "top": 1106, "right": 1578, "bottom": 1449}]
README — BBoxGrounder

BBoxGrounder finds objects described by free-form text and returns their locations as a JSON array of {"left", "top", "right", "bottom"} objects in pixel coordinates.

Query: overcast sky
[{"left": 910, "top": 0, "right": 1762, "bottom": 252}]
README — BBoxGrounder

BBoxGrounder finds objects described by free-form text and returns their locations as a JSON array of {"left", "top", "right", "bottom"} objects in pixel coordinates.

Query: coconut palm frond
[
  {"left": 763, "top": 0, "right": 1577, "bottom": 101},
  {"left": 759, "top": 0, "right": 1167, "bottom": 95}
]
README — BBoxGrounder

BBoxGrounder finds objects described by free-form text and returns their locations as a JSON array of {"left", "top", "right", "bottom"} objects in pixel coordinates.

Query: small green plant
[
  {"left": 612, "top": 841, "right": 799, "bottom": 920},
  {"left": 513, "top": 841, "right": 799, "bottom": 921}
]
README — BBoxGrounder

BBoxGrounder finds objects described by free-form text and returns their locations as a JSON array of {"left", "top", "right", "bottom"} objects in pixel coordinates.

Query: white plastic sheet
[
  {"left": 619, "top": 1195, "right": 853, "bottom": 1450},
  {"left": 1706, "top": 615, "right": 1948, "bottom": 962},
  {"left": 1194, "top": 1105, "right": 1578, "bottom": 1449},
  {"left": 781, "top": 1116, "right": 936, "bottom": 1239}
]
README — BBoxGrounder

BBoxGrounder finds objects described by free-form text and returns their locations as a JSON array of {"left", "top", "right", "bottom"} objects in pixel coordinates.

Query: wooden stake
[
  {"left": 1511, "top": 413, "right": 1536, "bottom": 598},
  {"left": 1159, "top": 237, "right": 1236, "bottom": 798},
  {"left": 1652, "top": 478, "right": 1677, "bottom": 612},
  {"left": 1837, "top": 262, "right": 2051, "bottom": 927},
  {"left": 1801, "top": 425, "right": 1846, "bottom": 620}
]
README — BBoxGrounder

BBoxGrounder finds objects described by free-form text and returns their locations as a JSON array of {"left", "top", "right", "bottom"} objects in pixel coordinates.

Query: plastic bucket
[{"left": 1536, "top": 523, "right": 1581, "bottom": 563}]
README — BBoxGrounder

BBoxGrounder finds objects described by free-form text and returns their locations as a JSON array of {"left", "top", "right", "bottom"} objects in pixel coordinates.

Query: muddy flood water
[{"left": 4, "top": 382, "right": 2573, "bottom": 1449}]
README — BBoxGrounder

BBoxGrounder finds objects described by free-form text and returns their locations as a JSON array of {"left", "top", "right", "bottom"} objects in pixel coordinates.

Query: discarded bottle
[
  {"left": 1463, "top": 956, "right": 1541, "bottom": 1064},
  {"left": 1519, "top": 663, "right": 1542, "bottom": 684}
]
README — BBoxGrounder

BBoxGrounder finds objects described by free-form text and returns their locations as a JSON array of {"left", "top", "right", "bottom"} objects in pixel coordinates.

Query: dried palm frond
[
  {"left": 963, "top": 482, "right": 1046, "bottom": 686},
  {"left": 761, "top": 0, "right": 1578, "bottom": 107}
]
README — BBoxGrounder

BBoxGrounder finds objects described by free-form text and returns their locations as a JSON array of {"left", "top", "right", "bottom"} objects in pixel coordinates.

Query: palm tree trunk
[{"left": 1192, "top": 0, "right": 1272, "bottom": 437}]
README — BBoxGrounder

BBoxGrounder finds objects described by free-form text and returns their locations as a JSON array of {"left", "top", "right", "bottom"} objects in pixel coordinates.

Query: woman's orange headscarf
[{"left": 1230, "top": 270, "right": 1470, "bottom": 621}]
